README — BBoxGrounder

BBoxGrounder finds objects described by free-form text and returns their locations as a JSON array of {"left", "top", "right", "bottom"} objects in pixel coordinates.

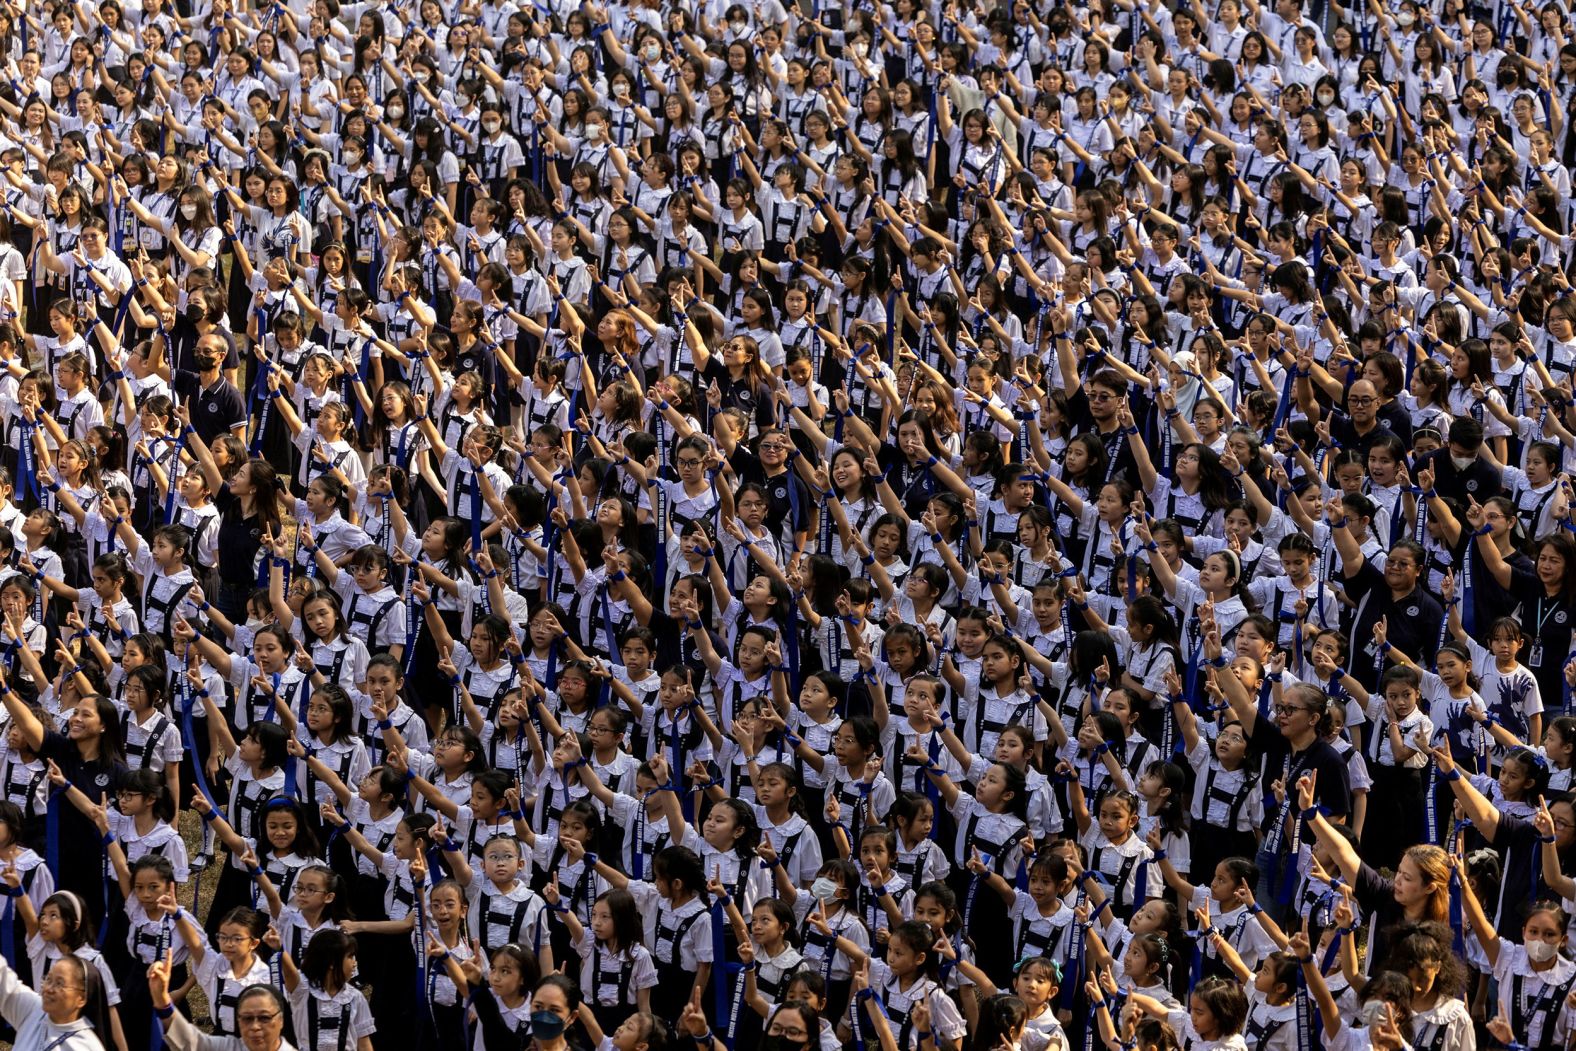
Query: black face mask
[{"left": 760, "top": 1035, "right": 809, "bottom": 1051}]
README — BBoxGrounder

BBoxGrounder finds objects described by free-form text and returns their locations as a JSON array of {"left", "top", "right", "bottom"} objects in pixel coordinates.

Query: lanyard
[{"left": 1535, "top": 596, "right": 1562, "bottom": 636}]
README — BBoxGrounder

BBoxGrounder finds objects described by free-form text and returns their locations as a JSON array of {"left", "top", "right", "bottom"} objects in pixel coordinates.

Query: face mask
[
  {"left": 1527, "top": 940, "right": 1561, "bottom": 963},
  {"left": 810, "top": 876, "right": 839, "bottom": 901},
  {"left": 1396, "top": 11, "right": 1414, "bottom": 25},
  {"left": 730, "top": 18, "right": 746, "bottom": 30},
  {"left": 1316, "top": 91, "right": 1335, "bottom": 105},
  {"left": 644, "top": 44, "right": 661, "bottom": 61},
  {"left": 414, "top": 71, "right": 430, "bottom": 83},
  {"left": 180, "top": 204, "right": 198, "bottom": 220},
  {"left": 530, "top": 1011, "right": 567, "bottom": 1039},
  {"left": 1451, "top": 454, "right": 1476, "bottom": 471},
  {"left": 245, "top": 617, "right": 267, "bottom": 631},
  {"left": 482, "top": 120, "right": 501, "bottom": 134},
  {"left": 853, "top": 41, "right": 868, "bottom": 58},
  {"left": 760, "top": 1037, "right": 808, "bottom": 1051},
  {"left": 1357, "top": 1001, "right": 1389, "bottom": 1027},
  {"left": 386, "top": 106, "right": 404, "bottom": 120},
  {"left": 587, "top": 123, "right": 604, "bottom": 139},
  {"left": 344, "top": 150, "right": 363, "bottom": 165},
  {"left": 614, "top": 82, "right": 629, "bottom": 97}
]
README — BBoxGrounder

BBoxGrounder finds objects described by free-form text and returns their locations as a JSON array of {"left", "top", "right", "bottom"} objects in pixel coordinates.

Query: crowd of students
[{"left": 0, "top": 0, "right": 1570, "bottom": 1047}]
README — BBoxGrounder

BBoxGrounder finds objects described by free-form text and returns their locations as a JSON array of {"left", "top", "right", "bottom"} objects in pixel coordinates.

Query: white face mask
[
  {"left": 1527, "top": 939, "right": 1561, "bottom": 963},
  {"left": 413, "top": 70, "right": 430, "bottom": 83},
  {"left": 643, "top": 44, "right": 661, "bottom": 61},
  {"left": 1317, "top": 91, "right": 1335, "bottom": 105},
  {"left": 482, "top": 119, "right": 501, "bottom": 134},
  {"left": 1396, "top": 11, "right": 1415, "bottom": 25},
  {"left": 810, "top": 877, "right": 839, "bottom": 901},
  {"left": 730, "top": 18, "right": 746, "bottom": 31},
  {"left": 1451, "top": 454, "right": 1476, "bottom": 471},
  {"left": 344, "top": 150, "right": 363, "bottom": 165},
  {"left": 587, "top": 123, "right": 604, "bottom": 140},
  {"left": 180, "top": 204, "right": 198, "bottom": 220},
  {"left": 386, "top": 106, "right": 404, "bottom": 120},
  {"left": 245, "top": 616, "right": 268, "bottom": 631},
  {"left": 853, "top": 41, "right": 868, "bottom": 58},
  {"left": 1357, "top": 1001, "right": 1389, "bottom": 1027}
]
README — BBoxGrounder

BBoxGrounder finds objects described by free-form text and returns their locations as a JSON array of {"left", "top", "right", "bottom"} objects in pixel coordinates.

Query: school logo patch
[
  {"left": 1465, "top": 480, "right": 1478, "bottom": 492},
  {"left": 1406, "top": 606, "right": 1420, "bottom": 617},
  {"left": 1559, "top": 612, "right": 1569, "bottom": 625}
]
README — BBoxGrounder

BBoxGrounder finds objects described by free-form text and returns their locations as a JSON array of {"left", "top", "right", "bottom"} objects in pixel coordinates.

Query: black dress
[{"left": 37, "top": 731, "right": 126, "bottom": 932}]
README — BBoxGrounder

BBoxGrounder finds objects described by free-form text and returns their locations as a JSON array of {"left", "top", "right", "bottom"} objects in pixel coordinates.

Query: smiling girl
[{"left": 0, "top": 679, "right": 125, "bottom": 936}]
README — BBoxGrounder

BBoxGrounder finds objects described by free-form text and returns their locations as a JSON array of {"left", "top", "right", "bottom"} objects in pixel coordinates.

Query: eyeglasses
[
  {"left": 676, "top": 458, "right": 704, "bottom": 469},
  {"left": 1273, "top": 704, "right": 1316, "bottom": 716},
  {"left": 769, "top": 1025, "right": 810, "bottom": 1040},
  {"left": 40, "top": 977, "right": 81, "bottom": 992},
  {"left": 237, "top": 1013, "right": 282, "bottom": 1027},
  {"left": 1347, "top": 396, "right": 1376, "bottom": 406},
  {"left": 216, "top": 933, "right": 253, "bottom": 945}
]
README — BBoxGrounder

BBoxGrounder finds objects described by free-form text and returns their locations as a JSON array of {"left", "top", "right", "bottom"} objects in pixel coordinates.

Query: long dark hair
[
  {"left": 237, "top": 457, "right": 286, "bottom": 541},
  {"left": 1186, "top": 442, "right": 1235, "bottom": 513},
  {"left": 1380, "top": 921, "right": 1468, "bottom": 1000},
  {"left": 79, "top": 695, "right": 126, "bottom": 766}
]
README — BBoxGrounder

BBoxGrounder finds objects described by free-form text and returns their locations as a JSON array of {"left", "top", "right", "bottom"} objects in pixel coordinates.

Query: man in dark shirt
[
  {"left": 170, "top": 333, "right": 246, "bottom": 443},
  {"left": 1419, "top": 417, "right": 1502, "bottom": 506},
  {"left": 1069, "top": 368, "right": 1139, "bottom": 484},
  {"left": 1328, "top": 379, "right": 1406, "bottom": 460}
]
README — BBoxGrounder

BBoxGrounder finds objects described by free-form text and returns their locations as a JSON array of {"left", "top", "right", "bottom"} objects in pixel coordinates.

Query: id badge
[{"left": 1529, "top": 641, "right": 1544, "bottom": 668}]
